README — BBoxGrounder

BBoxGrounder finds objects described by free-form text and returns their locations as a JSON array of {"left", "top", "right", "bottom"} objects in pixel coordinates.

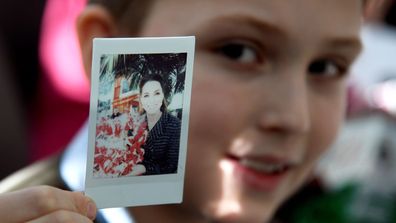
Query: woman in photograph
[{"left": 134, "top": 73, "right": 181, "bottom": 175}]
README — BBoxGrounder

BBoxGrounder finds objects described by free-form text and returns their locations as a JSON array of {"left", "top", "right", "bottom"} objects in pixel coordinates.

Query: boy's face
[{"left": 112, "top": 0, "right": 362, "bottom": 221}]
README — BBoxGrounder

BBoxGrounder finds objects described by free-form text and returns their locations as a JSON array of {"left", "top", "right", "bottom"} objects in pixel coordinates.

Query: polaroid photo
[{"left": 85, "top": 37, "right": 195, "bottom": 209}]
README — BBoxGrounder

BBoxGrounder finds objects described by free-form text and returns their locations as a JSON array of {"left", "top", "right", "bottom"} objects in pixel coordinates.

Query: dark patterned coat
[{"left": 141, "top": 112, "right": 181, "bottom": 175}]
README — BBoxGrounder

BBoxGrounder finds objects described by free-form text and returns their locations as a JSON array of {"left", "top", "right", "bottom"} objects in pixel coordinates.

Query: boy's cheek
[
  {"left": 308, "top": 98, "right": 345, "bottom": 156},
  {"left": 190, "top": 66, "right": 250, "bottom": 135}
]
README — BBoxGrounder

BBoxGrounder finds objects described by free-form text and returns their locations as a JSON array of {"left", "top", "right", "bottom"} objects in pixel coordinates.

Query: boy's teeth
[{"left": 240, "top": 159, "right": 287, "bottom": 173}]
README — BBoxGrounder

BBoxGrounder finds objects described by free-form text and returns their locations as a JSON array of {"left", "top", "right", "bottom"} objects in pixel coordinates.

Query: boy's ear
[{"left": 77, "top": 5, "right": 117, "bottom": 81}]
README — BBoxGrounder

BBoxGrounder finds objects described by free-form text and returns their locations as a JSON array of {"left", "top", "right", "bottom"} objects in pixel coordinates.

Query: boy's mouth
[
  {"left": 239, "top": 158, "right": 291, "bottom": 175},
  {"left": 225, "top": 154, "right": 296, "bottom": 191}
]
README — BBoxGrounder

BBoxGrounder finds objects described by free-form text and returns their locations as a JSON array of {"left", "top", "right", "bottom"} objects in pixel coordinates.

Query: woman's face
[
  {"left": 140, "top": 81, "right": 164, "bottom": 115},
  {"left": 131, "top": 0, "right": 363, "bottom": 222}
]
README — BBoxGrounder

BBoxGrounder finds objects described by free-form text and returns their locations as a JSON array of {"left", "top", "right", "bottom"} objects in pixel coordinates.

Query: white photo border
[{"left": 85, "top": 37, "right": 195, "bottom": 209}]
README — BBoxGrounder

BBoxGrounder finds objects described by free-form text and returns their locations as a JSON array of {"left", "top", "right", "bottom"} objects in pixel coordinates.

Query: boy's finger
[
  {"left": 0, "top": 186, "right": 97, "bottom": 222},
  {"left": 26, "top": 210, "right": 93, "bottom": 223},
  {"left": 72, "top": 192, "right": 97, "bottom": 220}
]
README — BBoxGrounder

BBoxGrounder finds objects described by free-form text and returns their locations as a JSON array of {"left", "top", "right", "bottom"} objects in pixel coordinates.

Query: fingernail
[{"left": 87, "top": 202, "right": 97, "bottom": 220}]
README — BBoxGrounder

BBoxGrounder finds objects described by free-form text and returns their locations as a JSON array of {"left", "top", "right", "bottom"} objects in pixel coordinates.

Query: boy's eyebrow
[
  {"left": 239, "top": 15, "right": 287, "bottom": 38},
  {"left": 199, "top": 14, "right": 363, "bottom": 51},
  {"left": 326, "top": 38, "right": 363, "bottom": 51},
  {"left": 201, "top": 14, "right": 289, "bottom": 40},
  {"left": 324, "top": 37, "right": 363, "bottom": 56}
]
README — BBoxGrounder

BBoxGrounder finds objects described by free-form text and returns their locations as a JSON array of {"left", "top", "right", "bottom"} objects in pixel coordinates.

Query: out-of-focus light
[
  {"left": 40, "top": 0, "right": 90, "bottom": 102},
  {"left": 372, "top": 81, "right": 396, "bottom": 115},
  {"left": 101, "top": 208, "right": 134, "bottom": 223},
  {"left": 205, "top": 160, "right": 241, "bottom": 220},
  {"left": 230, "top": 137, "right": 253, "bottom": 157}
]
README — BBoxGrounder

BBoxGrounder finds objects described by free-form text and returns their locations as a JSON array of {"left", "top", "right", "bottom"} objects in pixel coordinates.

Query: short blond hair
[
  {"left": 88, "top": 0, "right": 153, "bottom": 34},
  {"left": 88, "top": 0, "right": 377, "bottom": 28}
]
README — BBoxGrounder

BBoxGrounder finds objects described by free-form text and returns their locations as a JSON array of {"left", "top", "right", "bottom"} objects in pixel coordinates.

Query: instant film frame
[{"left": 85, "top": 37, "right": 195, "bottom": 209}]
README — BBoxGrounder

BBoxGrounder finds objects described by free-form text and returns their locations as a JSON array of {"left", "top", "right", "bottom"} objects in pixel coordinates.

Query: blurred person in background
[
  {"left": 0, "top": 34, "right": 28, "bottom": 179},
  {"left": 0, "top": 0, "right": 46, "bottom": 179}
]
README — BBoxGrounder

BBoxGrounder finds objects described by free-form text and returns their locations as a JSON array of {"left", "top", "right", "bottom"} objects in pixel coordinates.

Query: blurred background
[
  {"left": 0, "top": 0, "right": 89, "bottom": 179},
  {"left": 0, "top": 0, "right": 395, "bottom": 222}
]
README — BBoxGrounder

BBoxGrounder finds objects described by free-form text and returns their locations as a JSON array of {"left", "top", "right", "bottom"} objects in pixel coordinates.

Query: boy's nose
[{"left": 256, "top": 75, "right": 310, "bottom": 135}]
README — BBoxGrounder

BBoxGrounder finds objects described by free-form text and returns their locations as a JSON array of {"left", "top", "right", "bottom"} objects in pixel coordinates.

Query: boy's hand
[{"left": 0, "top": 186, "right": 97, "bottom": 223}]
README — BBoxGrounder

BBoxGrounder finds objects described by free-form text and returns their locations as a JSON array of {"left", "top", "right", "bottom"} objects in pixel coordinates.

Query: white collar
[{"left": 60, "top": 121, "right": 134, "bottom": 223}]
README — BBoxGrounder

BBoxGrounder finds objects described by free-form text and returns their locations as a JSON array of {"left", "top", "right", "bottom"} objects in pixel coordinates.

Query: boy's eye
[
  {"left": 308, "top": 59, "right": 346, "bottom": 78},
  {"left": 216, "top": 42, "right": 260, "bottom": 64}
]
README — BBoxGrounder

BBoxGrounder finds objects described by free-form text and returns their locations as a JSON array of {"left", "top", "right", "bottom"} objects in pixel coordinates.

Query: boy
[{"left": 0, "top": 0, "right": 372, "bottom": 222}]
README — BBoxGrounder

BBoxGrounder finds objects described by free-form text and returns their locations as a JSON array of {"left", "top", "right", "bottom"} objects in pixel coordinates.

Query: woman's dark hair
[{"left": 139, "top": 74, "right": 168, "bottom": 113}]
